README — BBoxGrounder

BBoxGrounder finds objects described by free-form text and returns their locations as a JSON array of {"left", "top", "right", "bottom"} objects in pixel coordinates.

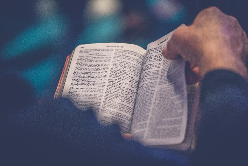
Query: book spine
[{"left": 54, "top": 50, "right": 75, "bottom": 98}]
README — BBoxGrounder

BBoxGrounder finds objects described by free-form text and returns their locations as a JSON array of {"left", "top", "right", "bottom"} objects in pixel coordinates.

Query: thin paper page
[
  {"left": 62, "top": 43, "right": 146, "bottom": 133},
  {"left": 131, "top": 31, "right": 188, "bottom": 145}
]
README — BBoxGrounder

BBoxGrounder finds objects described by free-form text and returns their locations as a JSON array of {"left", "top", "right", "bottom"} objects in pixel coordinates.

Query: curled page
[{"left": 131, "top": 31, "right": 188, "bottom": 145}]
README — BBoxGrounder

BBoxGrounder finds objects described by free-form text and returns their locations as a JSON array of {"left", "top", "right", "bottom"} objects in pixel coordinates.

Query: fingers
[
  {"left": 162, "top": 25, "right": 202, "bottom": 84},
  {"left": 162, "top": 34, "right": 180, "bottom": 60},
  {"left": 185, "top": 61, "right": 201, "bottom": 85},
  {"left": 162, "top": 40, "right": 180, "bottom": 60},
  {"left": 162, "top": 26, "right": 189, "bottom": 60}
]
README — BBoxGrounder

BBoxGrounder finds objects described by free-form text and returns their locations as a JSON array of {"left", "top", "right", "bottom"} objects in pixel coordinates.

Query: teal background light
[
  {"left": 76, "top": 14, "right": 124, "bottom": 45},
  {"left": 2, "top": 15, "right": 68, "bottom": 60},
  {"left": 21, "top": 55, "right": 60, "bottom": 97},
  {"left": 5, "top": 0, "right": 235, "bottom": 99}
]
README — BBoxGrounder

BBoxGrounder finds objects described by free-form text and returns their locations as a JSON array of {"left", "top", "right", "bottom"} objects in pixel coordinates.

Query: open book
[{"left": 55, "top": 30, "right": 199, "bottom": 150}]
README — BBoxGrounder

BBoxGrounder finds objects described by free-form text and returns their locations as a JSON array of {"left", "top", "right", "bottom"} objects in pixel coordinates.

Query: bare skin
[
  {"left": 162, "top": 7, "right": 248, "bottom": 79},
  {"left": 123, "top": 7, "right": 248, "bottom": 140}
]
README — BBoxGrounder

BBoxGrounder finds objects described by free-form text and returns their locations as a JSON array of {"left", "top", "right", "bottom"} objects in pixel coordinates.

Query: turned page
[
  {"left": 61, "top": 43, "right": 146, "bottom": 133},
  {"left": 131, "top": 32, "right": 188, "bottom": 145}
]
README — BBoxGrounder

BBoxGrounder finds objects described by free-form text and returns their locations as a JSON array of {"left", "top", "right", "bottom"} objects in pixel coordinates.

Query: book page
[
  {"left": 62, "top": 43, "right": 146, "bottom": 133},
  {"left": 131, "top": 31, "right": 188, "bottom": 145}
]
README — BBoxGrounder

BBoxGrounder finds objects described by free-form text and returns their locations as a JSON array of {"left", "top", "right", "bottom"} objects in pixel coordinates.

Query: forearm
[{"left": 192, "top": 70, "right": 248, "bottom": 165}]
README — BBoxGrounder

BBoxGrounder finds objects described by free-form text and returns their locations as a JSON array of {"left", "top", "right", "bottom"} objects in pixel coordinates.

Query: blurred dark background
[{"left": 1, "top": 0, "right": 248, "bottom": 98}]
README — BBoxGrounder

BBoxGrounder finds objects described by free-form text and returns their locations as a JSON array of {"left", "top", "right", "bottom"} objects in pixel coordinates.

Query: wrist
[{"left": 200, "top": 55, "right": 248, "bottom": 79}]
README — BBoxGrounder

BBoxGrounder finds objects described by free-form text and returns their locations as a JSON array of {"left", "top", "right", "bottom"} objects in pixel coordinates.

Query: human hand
[
  {"left": 163, "top": 7, "right": 248, "bottom": 79},
  {"left": 185, "top": 61, "right": 201, "bottom": 85}
]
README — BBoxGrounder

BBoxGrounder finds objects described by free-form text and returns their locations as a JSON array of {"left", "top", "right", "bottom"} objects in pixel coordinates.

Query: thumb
[
  {"left": 162, "top": 26, "right": 188, "bottom": 60},
  {"left": 162, "top": 38, "right": 180, "bottom": 60}
]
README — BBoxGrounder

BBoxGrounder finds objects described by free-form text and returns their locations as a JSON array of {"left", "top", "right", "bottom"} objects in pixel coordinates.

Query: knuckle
[
  {"left": 173, "top": 28, "right": 181, "bottom": 38},
  {"left": 228, "top": 15, "right": 242, "bottom": 30},
  {"left": 229, "top": 16, "right": 238, "bottom": 23},
  {"left": 174, "top": 26, "right": 187, "bottom": 38},
  {"left": 206, "top": 6, "right": 221, "bottom": 13},
  {"left": 243, "top": 30, "right": 248, "bottom": 39},
  {"left": 243, "top": 31, "right": 248, "bottom": 41},
  {"left": 196, "top": 6, "right": 222, "bottom": 21}
]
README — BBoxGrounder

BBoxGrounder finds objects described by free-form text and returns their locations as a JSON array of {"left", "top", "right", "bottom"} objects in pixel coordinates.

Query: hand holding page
[
  {"left": 55, "top": 29, "right": 199, "bottom": 150},
  {"left": 131, "top": 32, "right": 187, "bottom": 146}
]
